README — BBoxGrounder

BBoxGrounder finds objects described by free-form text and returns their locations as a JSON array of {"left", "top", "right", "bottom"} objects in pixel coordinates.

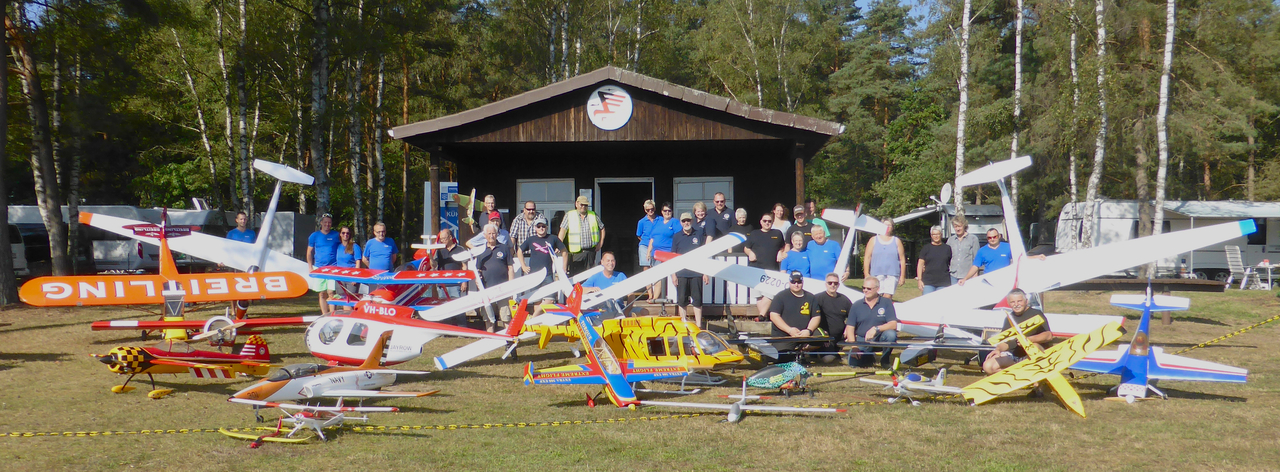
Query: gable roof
[{"left": 389, "top": 66, "right": 845, "bottom": 142}]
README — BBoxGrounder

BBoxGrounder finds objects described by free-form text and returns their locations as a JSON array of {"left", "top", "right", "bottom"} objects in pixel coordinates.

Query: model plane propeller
[{"left": 1069, "top": 282, "right": 1248, "bottom": 403}]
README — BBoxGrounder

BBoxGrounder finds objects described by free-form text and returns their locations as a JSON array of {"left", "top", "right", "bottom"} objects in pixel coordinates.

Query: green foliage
[{"left": 8, "top": 0, "right": 1280, "bottom": 246}]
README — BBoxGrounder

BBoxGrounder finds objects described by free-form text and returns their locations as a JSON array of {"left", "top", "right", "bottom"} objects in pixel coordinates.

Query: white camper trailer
[{"left": 1057, "top": 200, "right": 1280, "bottom": 280}]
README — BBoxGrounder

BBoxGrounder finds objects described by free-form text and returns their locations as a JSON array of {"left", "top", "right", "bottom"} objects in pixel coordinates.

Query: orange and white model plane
[
  {"left": 228, "top": 331, "right": 438, "bottom": 439},
  {"left": 20, "top": 207, "right": 311, "bottom": 340},
  {"left": 92, "top": 323, "right": 273, "bottom": 399}
]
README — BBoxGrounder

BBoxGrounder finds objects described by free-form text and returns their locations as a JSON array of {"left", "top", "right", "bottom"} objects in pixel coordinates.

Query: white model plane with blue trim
[{"left": 1069, "top": 284, "right": 1248, "bottom": 403}]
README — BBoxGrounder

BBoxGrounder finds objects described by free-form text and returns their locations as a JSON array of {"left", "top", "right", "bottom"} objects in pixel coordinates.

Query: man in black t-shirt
[
  {"left": 746, "top": 213, "right": 788, "bottom": 320},
  {"left": 519, "top": 216, "right": 566, "bottom": 307},
  {"left": 784, "top": 205, "right": 814, "bottom": 251},
  {"left": 476, "top": 224, "right": 514, "bottom": 332},
  {"left": 519, "top": 217, "right": 565, "bottom": 283},
  {"left": 813, "top": 272, "right": 853, "bottom": 350},
  {"left": 671, "top": 213, "right": 710, "bottom": 328},
  {"left": 983, "top": 289, "right": 1052, "bottom": 375},
  {"left": 768, "top": 271, "right": 821, "bottom": 352}
]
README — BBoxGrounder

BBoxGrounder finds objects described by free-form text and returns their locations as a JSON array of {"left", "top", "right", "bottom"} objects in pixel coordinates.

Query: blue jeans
[
  {"left": 850, "top": 330, "right": 898, "bottom": 367},
  {"left": 922, "top": 285, "right": 942, "bottom": 295},
  {"left": 950, "top": 276, "right": 960, "bottom": 285}
]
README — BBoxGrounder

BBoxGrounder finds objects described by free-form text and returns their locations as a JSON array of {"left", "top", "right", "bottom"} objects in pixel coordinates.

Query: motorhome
[{"left": 1056, "top": 200, "right": 1280, "bottom": 280}]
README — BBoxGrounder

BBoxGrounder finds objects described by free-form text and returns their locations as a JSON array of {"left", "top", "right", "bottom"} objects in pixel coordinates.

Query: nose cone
[{"left": 231, "top": 380, "right": 282, "bottom": 402}]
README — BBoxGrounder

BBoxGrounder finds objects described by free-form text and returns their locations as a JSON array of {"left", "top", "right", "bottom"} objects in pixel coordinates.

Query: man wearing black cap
[
  {"left": 784, "top": 205, "right": 814, "bottom": 251},
  {"left": 768, "top": 271, "right": 821, "bottom": 352},
  {"left": 671, "top": 212, "right": 709, "bottom": 328}
]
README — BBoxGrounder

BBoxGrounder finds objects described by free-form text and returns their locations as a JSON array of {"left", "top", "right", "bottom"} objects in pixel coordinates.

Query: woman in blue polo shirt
[{"left": 334, "top": 226, "right": 362, "bottom": 268}]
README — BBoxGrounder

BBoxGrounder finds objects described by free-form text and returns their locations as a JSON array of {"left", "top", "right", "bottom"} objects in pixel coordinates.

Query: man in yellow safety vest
[{"left": 558, "top": 195, "right": 606, "bottom": 276}]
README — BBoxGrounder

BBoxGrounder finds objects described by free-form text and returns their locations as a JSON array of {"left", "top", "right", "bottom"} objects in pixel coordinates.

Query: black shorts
[{"left": 676, "top": 276, "right": 703, "bottom": 308}]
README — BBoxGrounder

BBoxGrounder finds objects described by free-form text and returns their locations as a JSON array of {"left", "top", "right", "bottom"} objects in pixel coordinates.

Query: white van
[{"left": 8, "top": 224, "right": 27, "bottom": 277}]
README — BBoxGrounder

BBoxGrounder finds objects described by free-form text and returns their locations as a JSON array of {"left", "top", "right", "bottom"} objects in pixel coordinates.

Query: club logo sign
[{"left": 586, "top": 85, "right": 633, "bottom": 131}]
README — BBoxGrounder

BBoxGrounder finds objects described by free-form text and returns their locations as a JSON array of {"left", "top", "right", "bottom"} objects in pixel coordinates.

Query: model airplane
[
  {"left": 221, "top": 400, "right": 399, "bottom": 443},
  {"left": 644, "top": 375, "right": 847, "bottom": 423},
  {"left": 81, "top": 159, "right": 316, "bottom": 284},
  {"left": 521, "top": 312, "right": 745, "bottom": 388},
  {"left": 310, "top": 266, "right": 477, "bottom": 309},
  {"left": 524, "top": 286, "right": 693, "bottom": 407},
  {"left": 22, "top": 208, "right": 312, "bottom": 340},
  {"left": 961, "top": 312, "right": 1126, "bottom": 418},
  {"left": 1069, "top": 284, "right": 1248, "bottom": 402},
  {"left": 230, "top": 331, "right": 439, "bottom": 430},
  {"left": 305, "top": 296, "right": 530, "bottom": 366},
  {"left": 434, "top": 233, "right": 749, "bottom": 370},
  {"left": 92, "top": 324, "right": 272, "bottom": 399},
  {"left": 859, "top": 359, "right": 963, "bottom": 406}
]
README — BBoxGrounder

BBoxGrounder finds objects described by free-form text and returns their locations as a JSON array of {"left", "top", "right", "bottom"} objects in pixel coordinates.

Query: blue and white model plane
[{"left": 1069, "top": 284, "right": 1248, "bottom": 403}]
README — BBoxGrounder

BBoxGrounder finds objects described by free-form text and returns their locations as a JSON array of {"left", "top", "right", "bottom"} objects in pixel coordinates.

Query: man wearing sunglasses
[
  {"left": 745, "top": 213, "right": 786, "bottom": 319},
  {"left": 814, "top": 272, "right": 853, "bottom": 356},
  {"left": 958, "top": 229, "right": 1012, "bottom": 286},
  {"left": 671, "top": 213, "right": 710, "bottom": 328},
  {"left": 768, "top": 271, "right": 821, "bottom": 351},
  {"left": 845, "top": 277, "right": 898, "bottom": 368},
  {"left": 711, "top": 192, "right": 733, "bottom": 236},
  {"left": 510, "top": 201, "right": 543, "bottom": 276},
  {"left": 518, "top": 216, "right": 565, "bottom": 305}
]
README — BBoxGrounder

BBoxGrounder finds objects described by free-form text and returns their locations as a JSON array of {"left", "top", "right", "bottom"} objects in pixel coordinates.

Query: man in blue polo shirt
[
  {"left": 845, "top": 277, "right": 898, "bottom": 368},
  {"left": 307, "top": 213, "right": 341, "bottom": 314},
  {"left": 226, "top": 211, "right": 256, "bottom": 243},
  {"left": 805, "top": 226, "right": 846, "bottom": 281},
  {"left": 362, "top": 222, "right": 399, "bottom": 270},
  {"left": 958, "top": 228, "right": 1050, "bottom": 285},
  {"left": 582, "top": 251, "right": 648, "bottom": 317}
]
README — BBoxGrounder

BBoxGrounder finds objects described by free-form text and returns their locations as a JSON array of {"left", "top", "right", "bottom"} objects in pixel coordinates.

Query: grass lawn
[{"left": 1, "top": 284, "right": 1278, "bottom": 471}]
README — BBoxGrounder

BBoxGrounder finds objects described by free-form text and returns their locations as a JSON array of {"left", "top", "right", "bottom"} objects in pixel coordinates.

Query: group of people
[
  {"left": 300, "top": 213, "right": 401, "bottom": 315},
  {"left": 765, "top": 270, "right": 900, "bottom": 368}
]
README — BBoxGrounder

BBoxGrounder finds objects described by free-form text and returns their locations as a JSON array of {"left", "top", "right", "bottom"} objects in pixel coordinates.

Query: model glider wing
[
  {"left": 81, "top": 212, "right": 312, "bottom": 281},
  {"left": 91, "top": 316, "right": 320, "bottom": 331},
  {"left": 229, "top": 398, "right": 398, "bottom": 413},
  {"left": 904, "top": 220, "right": 1257, "bottom": 315},
  {"left": 319, "top": 389, "right": 440, "bottom": 398}
]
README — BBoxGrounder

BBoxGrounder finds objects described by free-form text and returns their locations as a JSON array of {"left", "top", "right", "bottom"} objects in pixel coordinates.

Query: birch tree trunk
[
  {"left": 1152, "top": 0, "right": 1175, "bottom": 241},
  {"left": 173, "top": 28, "right": 219, "bottom": 206},
  {"left": 7, "top": 13, "right": 70, "bottom": 275},
  {"left": 67, "top": 53, "right": 82, "bottom": 270},
  {"left": 400, "top": 50, "right": 409, "bottom": 245},
  {"left": 1069, "top": 0, "right": 1081, "bottom": 205},
  {"left": 215, "top": 4, "right": 238, "bottom": 207},
  {"left": 236, "top": 0, "right": 251, "bottom": 214},
  {"left": 1009, "top": 0, "right": 1024, "bottom": 210},
  {"left": 953, "top": 0, "right": 972, "bottom": 217},
  {"left": 0, "top": 41, "right": 18, "bottom": 302},
  {"left": 310, "top": 0, "right": 332, "bottom": 220},
  {"left": 374, "top": 55, "right": 386, "bottom": 225},
  {"left": 1081, "top": 0, "right": 1109, "bottom": 249}
]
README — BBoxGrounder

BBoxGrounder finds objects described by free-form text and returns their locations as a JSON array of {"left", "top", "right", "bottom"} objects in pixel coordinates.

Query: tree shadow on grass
[{"left": 0, "top": 352, "right": 75, "bottom": 372}]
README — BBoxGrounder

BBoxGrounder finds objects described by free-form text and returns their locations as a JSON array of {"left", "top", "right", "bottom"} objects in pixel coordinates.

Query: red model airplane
[{"left": 93, "top": 324, "right": 274, "bottom": 399}]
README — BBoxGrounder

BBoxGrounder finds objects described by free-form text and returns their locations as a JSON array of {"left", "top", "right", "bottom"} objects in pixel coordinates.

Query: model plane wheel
[
  {"left": 148, "top": 388, "right": 174, "bottom": 399},
  {"left": 910, "top": 400, "right": 921, "bottom": 407},
  {"left": 887, "top": 398, "right": 897, "bottom": 404},
  {"left": 202, "top": 315, "right": 238, "bottom": 341}
]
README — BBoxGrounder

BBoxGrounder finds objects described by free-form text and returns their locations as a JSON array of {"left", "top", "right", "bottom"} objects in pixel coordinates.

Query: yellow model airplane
[{"left": 961, "top": 312, "right": 1125, "bottom": 418}]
